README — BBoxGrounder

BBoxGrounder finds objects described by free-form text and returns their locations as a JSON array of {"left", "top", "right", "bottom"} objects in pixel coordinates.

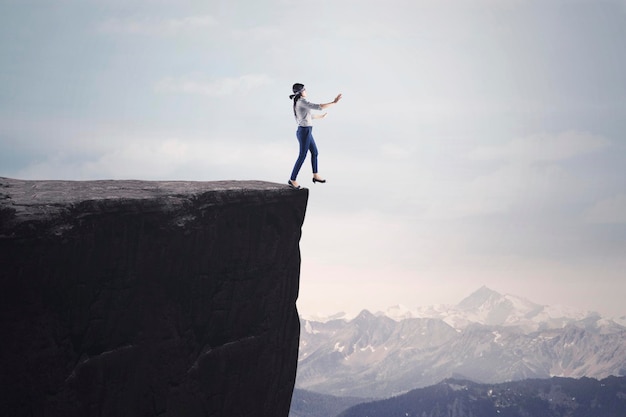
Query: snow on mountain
[
  {"left": 296, "top": 287, "right": 626, "bottom": 399},
  {"left": 382, "top": 286, "right": 597, "bottom": 332},
  {"left": 376, "top": 304, "right": 416, "bottom": 321},
  {"left": 301, "top": 286, "right": 600, "bottom": 332},
  {"left": 300, "top": 311, "right": 354, "bottom": 323},
  {"left": 614, "top": 316, "right": 626, "bottom": 328}
]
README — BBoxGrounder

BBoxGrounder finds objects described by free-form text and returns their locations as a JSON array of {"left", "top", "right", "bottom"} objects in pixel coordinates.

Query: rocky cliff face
[{"left": 0, "top": 178, "right": 308, "bottom": 417}]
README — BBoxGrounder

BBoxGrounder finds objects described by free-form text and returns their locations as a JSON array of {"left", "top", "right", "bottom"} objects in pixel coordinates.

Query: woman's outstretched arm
[{"left": 320, "top": 94, "right": 342, "bottom": 110}]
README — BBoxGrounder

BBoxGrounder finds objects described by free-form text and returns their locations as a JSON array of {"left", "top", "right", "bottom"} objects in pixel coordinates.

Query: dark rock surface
[{"left": 0, "top": 178, "right": 308, "bottom": 417}]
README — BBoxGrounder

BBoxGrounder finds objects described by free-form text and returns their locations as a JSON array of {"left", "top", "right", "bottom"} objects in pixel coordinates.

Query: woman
[{"left": 288, "top": 83, "right": 342, "bottom": 189}]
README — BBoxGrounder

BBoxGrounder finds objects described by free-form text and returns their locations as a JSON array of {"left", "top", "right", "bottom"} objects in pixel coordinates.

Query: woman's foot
[
  {"left": 288, "top": 179, "right": 301, "bottom": 189},
  {"left": 312, "top": 174, "right": 326, "bottom": 184}
]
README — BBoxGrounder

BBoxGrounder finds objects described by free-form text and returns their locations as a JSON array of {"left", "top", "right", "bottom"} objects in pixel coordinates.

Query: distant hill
[
  {"left": 338, "top": 376, "right": 626, "bottom": 417},
  {"left": 289, "top": 389, "right": 367, "bottom": 417}
]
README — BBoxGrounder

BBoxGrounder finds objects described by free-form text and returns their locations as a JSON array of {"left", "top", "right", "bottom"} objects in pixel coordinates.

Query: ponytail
[
  {"left": 290, "top": 93, "right": 302, "bottom": 117},
  {"left": 290, "top": 83, "right": 305, "bottom": 118}
]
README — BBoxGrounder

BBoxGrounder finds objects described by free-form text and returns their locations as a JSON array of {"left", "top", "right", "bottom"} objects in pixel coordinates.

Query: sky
[{"left": 1, "top": 0, "right": 625, "bottom": 318}]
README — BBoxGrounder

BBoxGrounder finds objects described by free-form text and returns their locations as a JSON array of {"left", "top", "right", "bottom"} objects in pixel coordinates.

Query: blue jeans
[{"left": 290, "top": 126, "right": 318, "bottom": 181}]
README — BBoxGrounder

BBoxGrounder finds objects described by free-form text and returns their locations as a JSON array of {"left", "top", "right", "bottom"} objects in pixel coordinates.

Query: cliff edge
[{"left": 0, "top": 178, "right": 308, "bottom": 417}]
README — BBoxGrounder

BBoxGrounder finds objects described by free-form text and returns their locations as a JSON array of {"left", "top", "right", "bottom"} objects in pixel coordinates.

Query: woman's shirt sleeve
[
  {"left": 294, "top": 98, "right": 323, "bottom": 126},
  {"left": 298, "top": 99, "right": 322, "bottom": 111}
]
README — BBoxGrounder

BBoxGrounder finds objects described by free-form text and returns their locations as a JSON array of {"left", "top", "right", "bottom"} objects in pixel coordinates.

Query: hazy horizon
[
  {"left": 2, "top": 0, "right": 625, "bottom": 318},
  {"left": 297, "top": 283, "right": 620, "bottom": 321}
]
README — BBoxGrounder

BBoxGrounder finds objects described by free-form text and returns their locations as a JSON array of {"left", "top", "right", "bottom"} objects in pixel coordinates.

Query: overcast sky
[{"left": 2, "top": 0, "right": 625, "bottom": 318}]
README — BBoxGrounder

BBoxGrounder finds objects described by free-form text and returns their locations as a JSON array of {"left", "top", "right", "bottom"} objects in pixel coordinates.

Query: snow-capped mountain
[
  {"left": 374, "top": 286, "right": 596, "bottom": 331},
  {"left": 296, "top": 287, "right": 626, "bottom": 398},
  {"left": 304, "top": 286, "right": 596, "bottom": 331},
  {"left": 416, "top": 286, "right": 597, "bottom": 331}
]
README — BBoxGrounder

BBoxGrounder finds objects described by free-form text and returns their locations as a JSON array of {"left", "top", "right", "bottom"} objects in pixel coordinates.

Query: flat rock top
[
  {"left": 0, "top": 178, "right": 306, "bottom": 232},
  {"left": 0, "top": 178, "right": 291, "bottom": 203}
]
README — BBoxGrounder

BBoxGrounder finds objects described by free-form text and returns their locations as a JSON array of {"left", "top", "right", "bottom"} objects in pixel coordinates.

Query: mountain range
[
  {"left": 296, "top": 286, "right": 626, "bottom": 398},
  {"left": 338, "top": 376, "right": 626, "bottom": 417}
]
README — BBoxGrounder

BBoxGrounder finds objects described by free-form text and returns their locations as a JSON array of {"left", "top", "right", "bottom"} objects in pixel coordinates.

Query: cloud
[
  {"left": 98, "top": 15, "right": 217, "bottom": 36},
  {"left": 379, "top": 143, "right": 415, "bottom": 160},
  {"left": 415, "top": 131, "right": 613, "bottom": 220},
  {"left": 8, "top": 124, "right": 295, "bottom": 182},
  {"left": 300, "top": 208, "right": 419, "bottom": 275},
  {"left": 468, "top": 131, "right": 609, "bottom": 162},
  {"left": 585, "top": 194, "right": 626, "bottom": 224},
  {"left": 615, "top": 0, "right": 626, "bottom": 13},
  {"left": 155, "top": 74, "right": 273, "bottom": 97},
  {"left": 12, "top": 137, "right": 192, "bottom": 180},
  {"left": 418, "top": 163, "right": 563, "bottom": 219},
  {"left": 231, "top": 25, "right": 284, "bottom": 42},
  {"left": 335, "top": 21, "right": 404, "bottom": 40}
]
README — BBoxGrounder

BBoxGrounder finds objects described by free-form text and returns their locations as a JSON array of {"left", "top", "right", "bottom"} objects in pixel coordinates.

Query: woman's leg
[
  {"left": 308, "top": 132, "right": 319, "bottom": 174},
  {"left": 308, "top": 132, "right": 326, "bottom": 182},
  {"left": 290, "top": 127, "right": 312, "bottom": 181}
]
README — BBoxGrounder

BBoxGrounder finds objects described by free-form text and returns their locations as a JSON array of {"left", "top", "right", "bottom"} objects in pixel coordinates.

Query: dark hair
[{"left": 290, "top": 83, "right": 305, "bottom": 117}]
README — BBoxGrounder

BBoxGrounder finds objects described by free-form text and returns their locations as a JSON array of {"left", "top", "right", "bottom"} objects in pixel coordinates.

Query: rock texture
[{"left": 0, "top": 178, "right": 308, "bottom": 417}]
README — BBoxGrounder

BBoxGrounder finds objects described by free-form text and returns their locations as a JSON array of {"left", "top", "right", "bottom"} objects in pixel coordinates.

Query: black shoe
[
  {"left": 288, "top": 180, "right": 301, "bottom": 189},
  {"left": 312, "top": 177, "right": 326, "bottom": 184}
]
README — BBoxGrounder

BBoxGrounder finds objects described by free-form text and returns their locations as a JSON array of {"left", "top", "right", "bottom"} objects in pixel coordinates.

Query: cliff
[{"left": 0, "top": 177, "right": 308, "bottom": 417}]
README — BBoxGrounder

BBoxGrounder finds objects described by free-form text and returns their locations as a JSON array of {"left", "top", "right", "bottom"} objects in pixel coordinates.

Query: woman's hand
[
  {"left": 313, "top": 113, "right": 328, "bottom": 120},
  {"left": 320, "top": 94, "right": 343, "bottom": 109}
]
